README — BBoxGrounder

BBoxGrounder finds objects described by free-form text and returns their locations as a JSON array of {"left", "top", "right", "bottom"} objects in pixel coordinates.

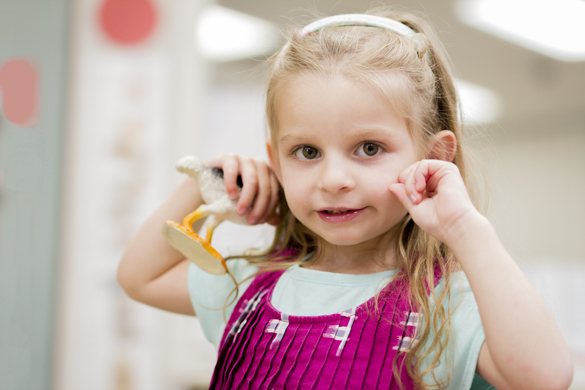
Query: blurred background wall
[
  {"left": 0, "top": 0, "right": 70, "bottom": 389},
  {"left": 0, "top": 0, "right": 584, "bottom": 389}
]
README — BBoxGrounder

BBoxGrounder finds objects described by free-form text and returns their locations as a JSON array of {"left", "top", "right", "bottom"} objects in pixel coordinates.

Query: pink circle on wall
[
  {"left": 99, "top": 0, "right": 158, "bottom": 45},
  {"left": 0, "top": 58, "right": 38, "bottom": 128}
]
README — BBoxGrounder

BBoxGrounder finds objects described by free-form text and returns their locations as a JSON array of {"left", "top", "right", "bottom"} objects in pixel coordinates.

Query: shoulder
[
  {"left": 435, "top": 270, "right": 472, "bottom": 295},
  {"left": 187, "top": 258, "right": 259, "bottom": 307},
  {"left": 187, "top": 258, "right": 259, "bottom": 349},
  {"left": 433, "top": 271, "right": 478, "bottom": 312}
]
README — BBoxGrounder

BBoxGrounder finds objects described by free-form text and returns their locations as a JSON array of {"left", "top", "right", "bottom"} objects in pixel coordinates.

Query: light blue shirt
[{"left": 188, "top": 259, "right": 494, "bottom": 389}]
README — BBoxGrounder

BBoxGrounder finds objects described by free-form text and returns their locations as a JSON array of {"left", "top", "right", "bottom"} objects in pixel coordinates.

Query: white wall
[
  {"left": 481, "top": 116, "right": 585, "bottom": 389},
  {"left": 56, "top": 0, "right": 215, "bottom": 389}
]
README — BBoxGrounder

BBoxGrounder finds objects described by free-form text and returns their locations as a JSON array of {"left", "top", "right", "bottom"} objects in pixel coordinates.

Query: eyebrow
[
  {"left": 278, "top": 128, "right": 401, "bottom": 145},
  {"left": 348, "top": 128, "right": 401, "bottom": 139},
  {"left": 278, "top": 133, "right": 305, "bottom": 145}
]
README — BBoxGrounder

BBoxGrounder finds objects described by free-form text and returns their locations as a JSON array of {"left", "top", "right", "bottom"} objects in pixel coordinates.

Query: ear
[
  {"left": 266, "top": 140, "right": 283, "bottom": 183},
  {"left": 428, "top": 130, "right": 457, "bottom": 162}
]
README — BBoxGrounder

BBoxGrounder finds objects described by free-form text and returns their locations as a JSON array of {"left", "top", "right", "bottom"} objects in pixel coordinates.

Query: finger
[
  {"left": 247, "top": 160, "right": 271, "bottom": 224},
  {"left": 220, "top": 154, "right": 240, "bottom": 200},
  {"left": 236, "top": 158, "right": 258, "bottom": 216},
  {"left": 404, "top": 161, "right": 422, "bottom": 204},
  {"left": 397, "top": 162, "right": 418, "bottom": 185},
  {"left": 413, "top": 161, "right": 431, "bottom": 204},
  {"left": 405, "top": 159, "right": 455, "bottom": 200},
  {"left": 423, "top": 161, "right": 458, "bottom": 194}
]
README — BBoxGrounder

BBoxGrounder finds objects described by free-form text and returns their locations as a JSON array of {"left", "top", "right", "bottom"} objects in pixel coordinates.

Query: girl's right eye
[{"left": 294, "top": 146, "right": 320, "bottom": 160}]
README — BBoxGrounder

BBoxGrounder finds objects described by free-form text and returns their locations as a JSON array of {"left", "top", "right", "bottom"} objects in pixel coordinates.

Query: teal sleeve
[
  {"left": 422, "top": 271, "right": 496, "bottom": 390},
  {"left": 187, "top": 259, "right": 259, "bottom": 350}
]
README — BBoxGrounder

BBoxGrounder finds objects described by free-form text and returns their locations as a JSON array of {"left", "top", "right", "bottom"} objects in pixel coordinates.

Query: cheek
[
  {"left": 365, "top": 164, "right": 400, "bottom": 187},
  {"left": 362, "top": 164, "right": 406, "bottom": 205},
  {"left": 280, "top": 168, "right": 299, "bottom": 190},
  {"left": 279, "top": 169, "right": 308, "bottom": 204},
  {"left": 281, "top": 185, "right": 308, "bottom": 222}
]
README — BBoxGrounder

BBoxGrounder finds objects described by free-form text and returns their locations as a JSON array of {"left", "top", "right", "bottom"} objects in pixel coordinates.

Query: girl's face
[{"left": 268, "top": 74, "right": 422, "bottom": 250}]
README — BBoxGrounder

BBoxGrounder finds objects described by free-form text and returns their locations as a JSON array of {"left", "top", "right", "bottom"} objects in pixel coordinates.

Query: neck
[{"left": 303, "top": 229, "right": 401, "bottom": 274}]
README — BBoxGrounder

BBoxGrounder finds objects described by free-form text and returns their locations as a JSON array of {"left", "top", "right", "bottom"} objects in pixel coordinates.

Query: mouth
[
  {"left": 324, "top": 209, "right": 351, "bottom": 214},
  {"left": 317, "top": 208, "right": 365, "bottom": 222}
]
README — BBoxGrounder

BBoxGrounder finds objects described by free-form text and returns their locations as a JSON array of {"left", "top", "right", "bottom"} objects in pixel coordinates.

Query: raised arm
[
  {"left": 390, "top": 159, "right": 573, "bottom": 390},
  {"left": 117, "top": 177, "right": 203, "bottom": 315},
  {"left": 450, "top": 217, "right": 573, "bottom": 390},
  {"left": 117, "top": 154, "right": 280, "bottom": 315}
]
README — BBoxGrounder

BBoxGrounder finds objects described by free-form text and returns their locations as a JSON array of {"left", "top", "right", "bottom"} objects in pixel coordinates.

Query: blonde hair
[{"left": 228, "top": 6, "right": 479, "bottom": 390}]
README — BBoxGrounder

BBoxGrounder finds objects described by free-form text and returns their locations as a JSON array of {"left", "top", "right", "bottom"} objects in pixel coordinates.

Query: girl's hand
[
  {"left": 204, "top": 154, "right": 280, "bottom": 226},
  {"left": 388, "top": 159, "right": 483, "bottom": 247}
]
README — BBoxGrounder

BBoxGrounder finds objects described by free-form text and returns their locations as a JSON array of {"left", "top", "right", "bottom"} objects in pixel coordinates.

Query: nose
[{"left": 317, "top": 155, "right": 356, "bottom": 193}]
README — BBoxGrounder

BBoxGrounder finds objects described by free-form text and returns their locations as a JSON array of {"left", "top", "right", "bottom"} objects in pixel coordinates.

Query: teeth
[{"left": 327, "top": 210, "right": 348, "bottom": 214}]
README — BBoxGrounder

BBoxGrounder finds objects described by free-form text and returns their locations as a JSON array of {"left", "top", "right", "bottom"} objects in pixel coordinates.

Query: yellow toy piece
[{"left": 162, "top": 218, "right": 227, "bottom": 276}]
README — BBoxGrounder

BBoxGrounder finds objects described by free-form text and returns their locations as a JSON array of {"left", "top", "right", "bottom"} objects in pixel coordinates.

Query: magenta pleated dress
[{"left": 210, "top": 268, "right": 428, "bottom": 390}]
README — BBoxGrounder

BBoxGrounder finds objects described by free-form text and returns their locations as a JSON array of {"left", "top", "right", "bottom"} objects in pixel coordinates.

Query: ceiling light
[
  {"left": 195, "top": 5, "right": 280, "bottom": 62},
  {"left": 457, "top": 0, "right": 585, "bottom": 62},
  {"left": 455, "top": 78, "right": 502, "bottom": 124}
]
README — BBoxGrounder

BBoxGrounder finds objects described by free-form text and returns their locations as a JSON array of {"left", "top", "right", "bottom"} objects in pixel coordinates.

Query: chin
[{"left": 319, "top": 232, "right": 376, "bottom": 247}]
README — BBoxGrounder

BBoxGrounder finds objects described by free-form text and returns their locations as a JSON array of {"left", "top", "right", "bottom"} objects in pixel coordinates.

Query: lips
[{"left": 317, "top": 207, "right": 365, "bottom": 222}]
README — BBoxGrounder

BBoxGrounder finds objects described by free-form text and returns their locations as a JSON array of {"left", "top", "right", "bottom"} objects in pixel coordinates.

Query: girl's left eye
[{"left": 357, "top": 143, "right": 381, "bottom": 157}]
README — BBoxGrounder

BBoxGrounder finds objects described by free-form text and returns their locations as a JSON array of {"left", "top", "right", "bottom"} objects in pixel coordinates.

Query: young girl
[{"left": 117, "top": 8, "right": 573, "bottom": 390}]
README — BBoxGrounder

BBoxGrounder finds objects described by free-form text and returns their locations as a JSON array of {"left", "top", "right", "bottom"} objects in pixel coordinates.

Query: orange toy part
[{"left": 162, "top": 221, "right": 227, "bottom": 275}]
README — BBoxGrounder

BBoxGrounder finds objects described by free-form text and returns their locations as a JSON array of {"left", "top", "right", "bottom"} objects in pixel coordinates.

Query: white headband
[
  {"left": 277, "top": 14, "right": 428, "bottom": 62},
  {"left": 300, "top": 14, "right": 424, "bottom": 51}
]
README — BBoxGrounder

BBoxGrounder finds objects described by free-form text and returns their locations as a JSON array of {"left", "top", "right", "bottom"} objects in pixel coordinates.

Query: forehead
[{"left": 273, "top": 73, "right": 416, "bottom": 145}]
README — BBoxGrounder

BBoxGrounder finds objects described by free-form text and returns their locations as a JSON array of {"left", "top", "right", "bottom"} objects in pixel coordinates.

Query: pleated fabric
[{"left": 210, "top": 269, "right": 430, "bottom": 390}]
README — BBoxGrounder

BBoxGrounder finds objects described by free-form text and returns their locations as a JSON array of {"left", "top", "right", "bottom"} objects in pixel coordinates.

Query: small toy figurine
[{"left": 162, "top": 156, "right": 247, "bottom": 275}]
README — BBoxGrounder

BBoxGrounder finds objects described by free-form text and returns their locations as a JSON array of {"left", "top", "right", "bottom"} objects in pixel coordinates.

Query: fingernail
[
  {"left": 237, "top": 206, "right": 246, "bottom": 215},
  {"left": 249, "top": 217, "right": 257, "bottom": 225},
  {"left": 230, "top": 190, "right": 239, "bottom": 199},
  {"left": 410, "top": 194, "right": 417, "bottom": 203}
]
